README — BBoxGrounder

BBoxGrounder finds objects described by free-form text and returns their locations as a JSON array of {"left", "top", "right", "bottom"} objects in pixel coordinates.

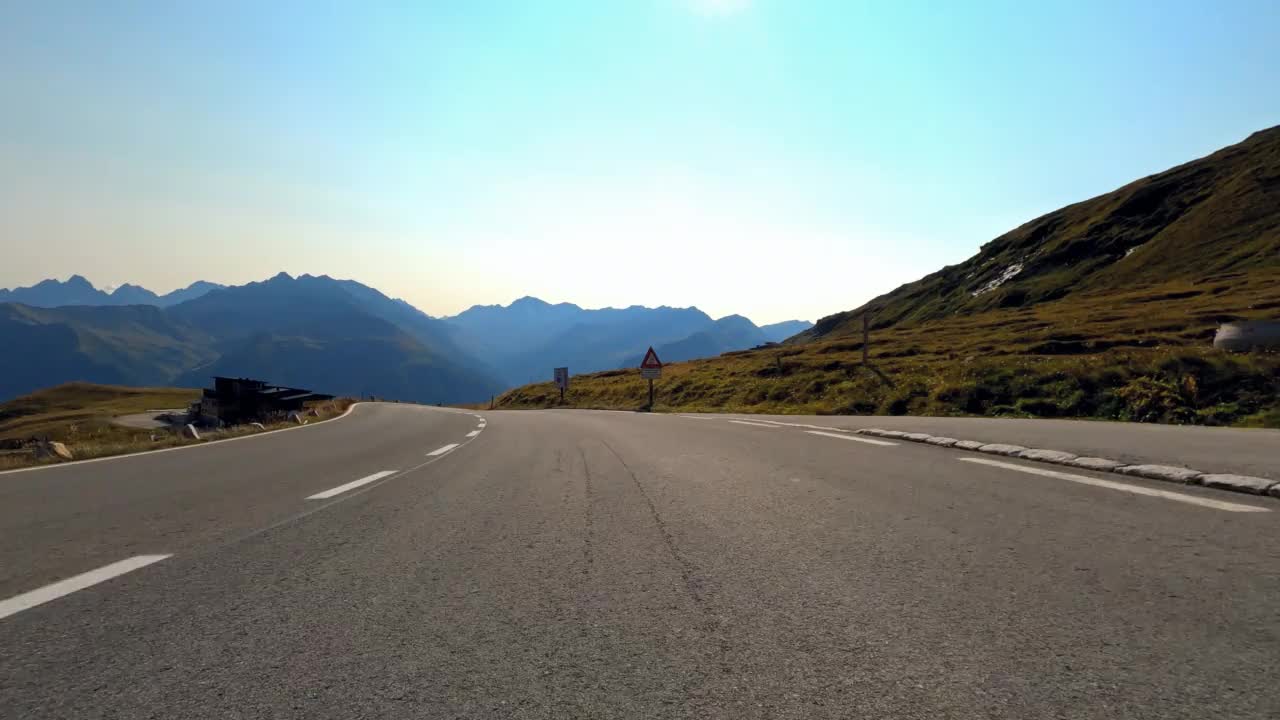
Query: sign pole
[
  {"left": 862, "top": 312, "right": 870, "bottom": 365},
  {"left": 648, "top": 378, "right": 654, "bottom": 409}
]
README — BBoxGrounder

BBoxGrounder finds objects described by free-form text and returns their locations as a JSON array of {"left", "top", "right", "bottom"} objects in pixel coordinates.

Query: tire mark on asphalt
[
  {"left": 578, "top": 447, "right": 595, "bottom": 577},
  {"left": 598, "top": 439, "right": 734, "bottom": 675}
]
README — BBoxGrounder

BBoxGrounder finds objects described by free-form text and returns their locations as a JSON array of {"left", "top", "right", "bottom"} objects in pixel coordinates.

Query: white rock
[
  {"left": 925, "top": 436, "right": 958, "bottom": 447},
  {"left": 1016, "top": 449, "right": 1078, "bottom": 464},
  {"left": 35, "top": 441, "right": 74, "bottom": 461},
  {"left": 1116, "top": 464, "right": 1202, "bottom": 484},
  {"left": 875, "top": 430, "right": 909, "bottom": 439},
  {"left": 903, "top": 432, "right": 933, "bottom": 442},
  {"left": 1200, "top": 474, "right": 1277, "bottom": 495},
  {"left": 856, "top": 428, "right": 892, "bottom": 437},
  {"left": 1065, "top": 457, "right": 1125, "bottom": 472},
  {"left": 952, "top": 440, "right": 986, "bottom": 451},
  {"left": 977, "top": 443, "right": 1028, "bottom": 457}
]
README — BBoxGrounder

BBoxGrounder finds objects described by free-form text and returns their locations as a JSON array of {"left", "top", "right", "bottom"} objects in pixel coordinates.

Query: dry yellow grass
[{"left": 497, "top": 272, "right": 1280, "bottom": 428}]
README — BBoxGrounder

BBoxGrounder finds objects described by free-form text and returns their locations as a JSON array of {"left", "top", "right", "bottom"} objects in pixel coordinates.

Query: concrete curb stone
[
  {"left": 1017, "top": 449, "right": 1078, "bottom": 464},
  {"left": 977, "top": 443, "right": 1028, "bottom": 457},
  {"left": 1115, "top": 464, "right": 1203, "bottom": 484},
  {"left": 1200, "top": 474, "right": 1278, "bottom": 495},
  {"left": 1065, "top": 457, "right": 1126, "bottom": 472}
]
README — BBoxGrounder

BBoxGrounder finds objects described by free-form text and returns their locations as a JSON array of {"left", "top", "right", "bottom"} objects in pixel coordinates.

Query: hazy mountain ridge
[
  {"left": 1, "top": 272, "right": 813, "bottom": 401},
  {"left": 800, "top": 125, "right": 1280, "bottom": 342},
  {"left": 444, "top": 299, "right": 811, "bottom": 386},
  {"left": 626, "top": 315, "right": 768, "bottom": 366},
  {"left": 0, "top": 274, "right": 505, "bottom": 403},
  {"left": 0, "top": 276, "right": 225, "bottom": 308}
]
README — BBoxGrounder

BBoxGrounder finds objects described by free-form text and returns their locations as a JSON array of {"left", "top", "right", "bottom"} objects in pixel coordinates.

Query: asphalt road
[{"left": 1, "top": 404, "right": 1277, "bottom": 718}]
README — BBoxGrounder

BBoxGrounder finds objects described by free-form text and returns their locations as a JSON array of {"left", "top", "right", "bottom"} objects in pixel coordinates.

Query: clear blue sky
[{"left": 2, "top": 1, "right": 1277, "bottom": 324}]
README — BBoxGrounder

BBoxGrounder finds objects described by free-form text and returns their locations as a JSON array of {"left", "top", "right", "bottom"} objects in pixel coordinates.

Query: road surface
[{"left": 1, "top": 404, "right": 1277, "bottom": 718}]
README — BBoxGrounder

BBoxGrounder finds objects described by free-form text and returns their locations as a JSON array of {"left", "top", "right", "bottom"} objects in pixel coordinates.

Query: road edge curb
[{"left": 855, "top": 428, "right": 1280, "bottom": 499}]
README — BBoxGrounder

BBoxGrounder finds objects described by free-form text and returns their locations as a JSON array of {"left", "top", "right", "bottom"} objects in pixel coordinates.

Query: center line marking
[
  {"left": 730, "top": 420, "right": 778, "bottom": 428},
  {"left": 0, "top": 554, "right": 173, "bottom": 621},
  {"left": 805, "top": 430, "right": 898, "bottom": 446},
  {"left": 960, "top": 458, "right": 1270, "bottom": 513},
  {"left": 307, "top": 471, "right": 398, "bottom": 500},
  {"left": 466, "top": 430, "right": 480, "bottom": 437},
  {"left": 427, "top": 443, "right": 460, "bottom": 457}
]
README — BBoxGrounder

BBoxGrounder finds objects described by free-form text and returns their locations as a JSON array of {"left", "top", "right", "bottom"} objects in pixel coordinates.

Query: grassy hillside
[
  {"left": 0, "top": 382, "right": 200, "bottom": 443},
  {"left": 497, "top": 255, "right": 1280, "bottom": 428},
  {"left": 799, "top": 125, "right": 1279, "bottom": 340}
]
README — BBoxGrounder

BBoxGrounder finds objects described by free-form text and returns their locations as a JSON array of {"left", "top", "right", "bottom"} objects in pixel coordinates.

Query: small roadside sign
[
  {"left": 637, "top": 345, "right": 660, "bottom": 368},
  {"left": 639, "top": 347, "right": 662, "bottom": 408},
  {"left": 553, "top": 367, "right": 569, "bottom": 403}
]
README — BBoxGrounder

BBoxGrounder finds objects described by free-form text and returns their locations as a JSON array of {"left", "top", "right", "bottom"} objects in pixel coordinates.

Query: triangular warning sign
[{"left": 640, "top": 346, "right": 663, "bottom": 369}]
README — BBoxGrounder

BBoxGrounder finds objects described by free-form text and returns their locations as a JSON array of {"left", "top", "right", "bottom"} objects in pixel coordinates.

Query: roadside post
[
  {"left": 862, "top": 312, "right": 870, "bottom": 365},
  {"left": 639, "top": 347, "right": 662, "bottom": 410},
  {"left": 553, "top": 367, "right": 569, "bottom": 404}
]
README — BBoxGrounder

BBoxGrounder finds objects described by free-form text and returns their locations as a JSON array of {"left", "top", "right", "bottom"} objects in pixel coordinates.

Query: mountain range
[
  {"left": 0, "top": 274, "right": 811, "bottom": 402},
  {"left": 0, "top": 276, "right": 224, "bottom": 308},
  {"left": 439, "top": 298, "right": 809, "bottom": 386}
]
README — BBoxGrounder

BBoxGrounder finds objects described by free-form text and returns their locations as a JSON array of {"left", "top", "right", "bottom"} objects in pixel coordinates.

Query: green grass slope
[{"left": 800, "top": 125, "right": 1280, "bottom": 340}]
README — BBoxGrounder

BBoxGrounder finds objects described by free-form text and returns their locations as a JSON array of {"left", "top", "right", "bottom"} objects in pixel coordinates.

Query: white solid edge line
[
  {"left": 466, "top": 430, "right": 480, "bottom": 437},
  {"left": 959, "top": 458, "right": 1270, "bottom": 513},
  {"left": 678, "top": 415, "right": 718, "bottom": 420},
  {"left": 0, "top": 402, "right": 364, "bottom": 477},
  {"left": 306, "top": 470, "right": 398, "bottom": 500},
  {"left": 729, "top": 420, "right": 779, "bottom": 428},
  {"left": 0, "top": 554, "right": 173, "bottom": 621},
  {"left": 427, "top": 443, "right": 460, "bottom": 457},
  {"left": 750, "top": 419, "right": 851, "bottom": 432},
  {"left": 805, "top": 430, "right": 898, "bottom": 446}
]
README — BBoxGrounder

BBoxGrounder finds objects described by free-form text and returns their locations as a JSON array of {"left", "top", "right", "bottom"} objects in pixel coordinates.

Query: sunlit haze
[{"left": 2, "top": 0, "right": 1277, "bottom": 323}]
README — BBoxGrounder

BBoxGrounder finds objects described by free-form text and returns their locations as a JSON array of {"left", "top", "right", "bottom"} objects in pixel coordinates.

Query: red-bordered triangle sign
[{"left": 640, "top": 347, "right": 663, "bottom": 369}]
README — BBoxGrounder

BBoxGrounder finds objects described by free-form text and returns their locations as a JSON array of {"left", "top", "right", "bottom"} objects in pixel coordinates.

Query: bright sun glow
[{"left": 688, "top": 0, "right": 752, "bottom": 17}]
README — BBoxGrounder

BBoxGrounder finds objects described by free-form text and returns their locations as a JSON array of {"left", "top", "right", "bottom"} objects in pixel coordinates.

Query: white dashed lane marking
[
  {"left": 730, "top": 420, "right": 778, "bottom": 428},
  {"left": 307, "top": 471, "right": 398, "bottom": 500},
  {"left": 427, "top": 443, "right": 460, "bottom": 457},
  {"left": 0, "top": 555, "right": 173, "bottom": 621}
]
